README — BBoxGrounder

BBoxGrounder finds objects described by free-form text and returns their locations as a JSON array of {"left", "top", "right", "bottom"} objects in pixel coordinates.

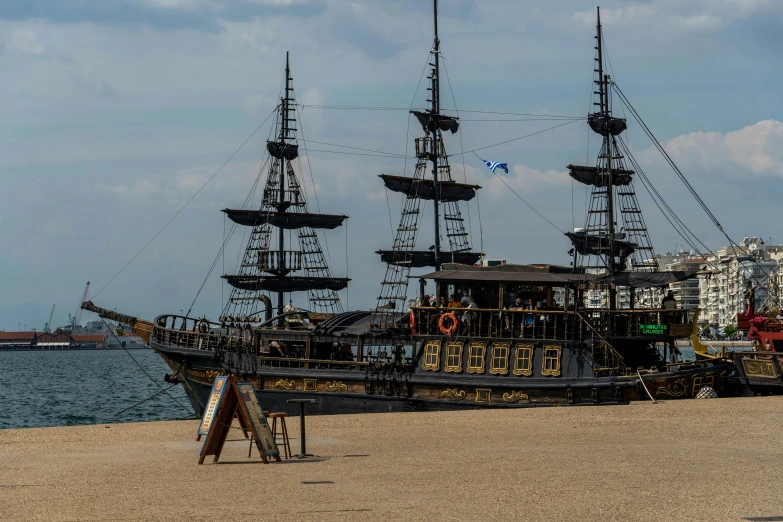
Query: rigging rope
[
  {"left": 291, "top": 119, "right": 582, "bottom": 162},
  {"left": 441, "top": 54, "right": 480, "bottom": 258},
  {"left": 298, "top": 139, "right": 408, "bottom": 158},
  {"left": 295, "top": 101, "right": 337, "bottom": 277},
  {"left": 92, "top": 107, "right": 278, "bottom": 301},
  {"left": 100, "top": 318, "right": 194, "bottom": 416},
  {"left": 471, "top": 151, "right": 564, "bottom": 234},
  {"left": 188, "top": 123, "right": 277, "bottom": 318},
  {"left": 620, "top": 137, "right": 780, "bottom": 309},
  {"left": 299, "top": 103, "right": 586, "bottom": 120},
  {"left": 114, "top": 384, "right": 179, "bottom": 417},
  {"left": 612, "top": 83, "right": 780, "bottom": 303},
  {"left": 454, "top": 119, "right": 582, "bottom": 156}
]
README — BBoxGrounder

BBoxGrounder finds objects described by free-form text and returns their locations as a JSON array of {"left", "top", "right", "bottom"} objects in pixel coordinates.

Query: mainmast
[
  {"left": 595, "top": 8, "right": 616, "bottom": 276},
  {"left": 221, "top": 54, "right": 349, "bottom": 325},
  {"left": 277, "top": 52, "right": 294, "bottom": 320},
  {"left": 566, "top": 7, "right": 657, "bottom": 309},
  {"left": 432, "top": 0, "right": 442, "bottom": 270},
  {"left": 373, "top": 0, "right": 482, "bottom": 324}
]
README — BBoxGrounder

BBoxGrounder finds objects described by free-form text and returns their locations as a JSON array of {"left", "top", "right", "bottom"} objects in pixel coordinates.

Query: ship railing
[
  {"left": 412, "top": 307, "right": 691, "bottom": 342},
  {"left": 152, "top": 315, "right": 249, "bottom": 352},
  {"left": 411, "top": 307, "right": 577, "bottom": 341},
  {"left": 576, "top": 309, "right": 690, "bottom": 338}
]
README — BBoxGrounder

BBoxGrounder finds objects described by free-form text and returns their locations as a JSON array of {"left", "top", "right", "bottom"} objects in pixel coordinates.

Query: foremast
[
  {"left": 566, "top": 7, "right": 656, "bottom": 309},
  {"left": 374, "top": 0, "right": 482, "bottom": 325},
  {"left": 222, "top": 53, "right": 349, "bottom": 325}
]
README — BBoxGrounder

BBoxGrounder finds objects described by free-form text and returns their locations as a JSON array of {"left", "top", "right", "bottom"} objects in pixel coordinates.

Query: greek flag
[{"left": 483, "top": 159, "right": 508, "bottom": 174}]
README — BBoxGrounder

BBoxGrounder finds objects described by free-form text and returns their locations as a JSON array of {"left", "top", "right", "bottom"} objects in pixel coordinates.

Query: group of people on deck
[
  {"left": 504, "top": 296, "right": 539, "bottom": 333},
  {"left": 431, "top": 293, "right": 478, "bottom": 335}
]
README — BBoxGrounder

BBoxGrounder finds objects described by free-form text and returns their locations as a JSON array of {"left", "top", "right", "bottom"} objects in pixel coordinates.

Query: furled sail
[
  {"left": 568, "top": 165, "right": 633, "bottom": 187},
  {"left": 379, "top": 174, "right": 479, "bottom": 202},
  {"left": 266, "top": 141, "right": 299, "bottom": 160},
  {"left": 411, "top": 111, "right": 459, "bottom": 135},
  {"left": 566, "top": 232, "right": 637, "bottom": 258},
  {"left": 223, "top": 275, "right": 350, "bottom": 292},
  {"left": 376, "top": 250, "right": 483, "bottom": 268},
  {"left": 223, "top": 209, "right": 347, "bottom": 230},
  {"left": 587, "top": 114, "right": 627, "bottom": 136}
]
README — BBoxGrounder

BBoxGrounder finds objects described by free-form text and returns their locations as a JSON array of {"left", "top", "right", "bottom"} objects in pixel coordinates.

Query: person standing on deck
[
  {"left": 505, "top": 296, "right": 524, "bottom": 332},
  {"left": 461, "top": 296, "right": 478, "bottom": 335},
  {"left": 660, "top": 290, "right": 679, "bottom": 364},
  {"left": 523, "top": 298, "right": 535, "bottom": 330},
  {"left": 661, "top": 290, "right": 677, "bottom": 310}
]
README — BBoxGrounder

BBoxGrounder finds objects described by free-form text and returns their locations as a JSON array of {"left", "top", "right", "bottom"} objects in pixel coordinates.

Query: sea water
[
  {"left": 0, "top": 349, "right": 195, "bottom": 430},
  {"left": 0, "top": 345, "right": 701, "bottom": 430}
]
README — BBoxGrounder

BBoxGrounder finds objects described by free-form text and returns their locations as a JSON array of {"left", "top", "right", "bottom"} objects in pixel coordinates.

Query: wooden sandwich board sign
[
  {"left": 235, "top": 381, "right": 280, "bottom": 459},
  {"left": 196, "top": 375, "right": 228, "bottom": 441},
  {"left": 198, "top": 375, "right": 280, "bottom": 464},
  {"left": 196, "top": 375, "right": 249, "bottom": 441}
]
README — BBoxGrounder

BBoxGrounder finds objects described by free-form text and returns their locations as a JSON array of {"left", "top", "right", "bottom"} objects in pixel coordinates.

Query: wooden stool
[{"left": 269, "top": 412, "right": 291, "bottom": 460}]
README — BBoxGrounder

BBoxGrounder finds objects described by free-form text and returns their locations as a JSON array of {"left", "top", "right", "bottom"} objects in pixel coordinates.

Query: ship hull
[{"left": 152, "top": 341, "right": 737, "bottom": 417}]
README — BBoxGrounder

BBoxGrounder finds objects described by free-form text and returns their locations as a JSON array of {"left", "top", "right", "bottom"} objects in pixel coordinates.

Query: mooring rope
[
  {"left": 636, "top": 370, "right": 658, "bottom": 404},
  {"left": 101, "top": 318, "right": 194, "bottom": 416}
]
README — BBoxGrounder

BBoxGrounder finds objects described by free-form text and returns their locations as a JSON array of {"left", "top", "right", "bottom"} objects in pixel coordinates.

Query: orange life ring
[
  {"left": 439, "top": 312, "right": 458, "bottom": 336},
  {"left": 409, "top": 311, "right": 417, "bottom": 335}
]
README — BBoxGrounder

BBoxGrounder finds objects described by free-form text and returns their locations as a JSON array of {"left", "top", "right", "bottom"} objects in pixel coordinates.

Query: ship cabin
[{"left": 410, "top": 263, "right": 694, "bottom": 371}]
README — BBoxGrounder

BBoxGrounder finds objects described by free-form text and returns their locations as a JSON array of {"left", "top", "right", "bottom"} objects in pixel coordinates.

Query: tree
[{"left": 723, "top": 325, "right": 738, "bottom": 338}]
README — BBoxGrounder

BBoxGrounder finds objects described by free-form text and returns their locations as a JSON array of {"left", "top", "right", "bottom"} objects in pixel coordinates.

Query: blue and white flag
[{"left": 483, "top": 159, "right": 509, "bottom": 174}]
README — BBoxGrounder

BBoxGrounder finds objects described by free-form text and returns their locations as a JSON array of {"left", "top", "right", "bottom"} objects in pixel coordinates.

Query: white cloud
[
  {"left": 141, "top": 0, "right": 216, "bottom": 10},
  {"left": 95, "top": 179, "right": 158, "bottom": 198},
  {"left": 241, "top": 93, "right": 275, "bottom": 114},
  {"left": 573, "top": 0, "right": 776, "bottom": 33},
  {"left": 481, "top": 164, "right": 570, "bottom": 199},
  {"left": 661, "top": 120, "right": 783, "bottom": 177},
  {"left": 5, "top": 28, "right": 44, "bottom": 55}
]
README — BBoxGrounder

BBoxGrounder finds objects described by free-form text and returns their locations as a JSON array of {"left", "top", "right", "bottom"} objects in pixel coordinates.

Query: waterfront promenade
[{"left": 2, "top": 397, "right": 782, "bottom": 521}]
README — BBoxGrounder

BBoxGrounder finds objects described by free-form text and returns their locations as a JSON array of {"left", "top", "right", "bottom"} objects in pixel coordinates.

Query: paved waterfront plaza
[{"left": 1, "top": 398, "right": 782, "bottom": 521}]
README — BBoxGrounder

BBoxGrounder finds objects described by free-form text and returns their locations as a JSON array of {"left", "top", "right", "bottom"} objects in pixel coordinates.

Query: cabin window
[
  {"left": 423, "top": 341, "right": 441, "bottom": 371},
  {"left": 444, "top": 342, "right": 463, "bottom": 373},
  {"left": 542, "top": 345, "right": 562, "bottom": 377},
  {"left": 467, "top": 342, "right": 487, "bottom": 374},
  {"left": 513, "top": 344, "right": 534, "bottom": 376},
  {"left": 489, "top": 343, "right": 510, "bottom": 375}
]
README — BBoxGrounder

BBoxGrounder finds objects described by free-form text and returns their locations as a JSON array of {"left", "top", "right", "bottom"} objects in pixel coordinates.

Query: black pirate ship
[{"left": 83, "top": 4, "right": 742, "bottom": 416}]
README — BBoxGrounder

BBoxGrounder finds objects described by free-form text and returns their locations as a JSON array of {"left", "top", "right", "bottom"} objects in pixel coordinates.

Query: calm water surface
[
  {"left": 0, "top": 349, "right": 196, "bottom": 430},
  {"left": 0, "top": 346, "right": 701, "bottom": 430}
]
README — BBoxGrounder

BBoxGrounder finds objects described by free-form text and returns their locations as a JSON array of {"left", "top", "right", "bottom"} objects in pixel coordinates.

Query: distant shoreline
[{"left": 0, "top": 347, "right": 150, "bottom": 352}]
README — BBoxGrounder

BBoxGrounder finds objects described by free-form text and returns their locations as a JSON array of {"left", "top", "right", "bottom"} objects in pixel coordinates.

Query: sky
[{"left": 2, "top": 0, "right": 783, "bottom": 331}]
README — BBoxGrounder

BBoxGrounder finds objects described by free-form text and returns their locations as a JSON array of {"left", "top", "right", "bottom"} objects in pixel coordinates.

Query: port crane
[
  {"left": 72, "top": 281, "right": 90, "bottom": 330},
  {"left": 44, "top": 304, "right": 55, "bottom": 333}
]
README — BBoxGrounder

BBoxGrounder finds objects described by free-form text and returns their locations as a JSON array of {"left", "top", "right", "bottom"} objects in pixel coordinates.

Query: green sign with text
[{"left": 639, "top": 324, "right": 669, "bottom": 336}]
